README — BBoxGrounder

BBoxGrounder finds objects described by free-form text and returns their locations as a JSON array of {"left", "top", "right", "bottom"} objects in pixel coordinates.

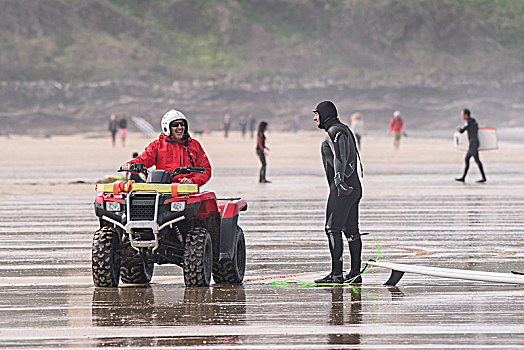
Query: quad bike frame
[{"left": 92, "top": 175, "right": 247, "bottom": 288}]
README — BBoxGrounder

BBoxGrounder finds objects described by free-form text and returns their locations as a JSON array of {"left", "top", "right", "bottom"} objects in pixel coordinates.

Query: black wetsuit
[
  {"left": 256, "top": 130, "right": 267, "bottom": 182},
  {"left": 316, "top": 101, "right": 362, "bottom": 279},
  {"left": 458, "top": 117, "right": 486, "bottom": 180}
]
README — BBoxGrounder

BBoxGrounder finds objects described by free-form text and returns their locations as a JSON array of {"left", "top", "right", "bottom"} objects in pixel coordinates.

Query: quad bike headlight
[
  {"left": 170, "top": 201, "right": 185, "bottom": 212},
  {"left": 105, "top": 201, "right": 122, "bottom": 212}
]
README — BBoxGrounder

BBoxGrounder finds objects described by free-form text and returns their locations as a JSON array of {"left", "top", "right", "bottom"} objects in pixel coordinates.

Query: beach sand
[
  {"left": 1, "top": 131, "right": 524, "bottom": 348},
  {"left": 1, "top": 130, "right": 521, "bottom": 197}
]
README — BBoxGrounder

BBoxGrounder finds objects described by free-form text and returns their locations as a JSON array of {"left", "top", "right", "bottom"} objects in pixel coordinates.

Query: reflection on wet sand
[
  {"left": 92, "top": 285, "right": 246, "bottom": 347},
  {"left": 327, "top": 286, "right": 361, "bottom": 346},
  {"left": 92, "top": 285, "right": 246, "bottom": 327},
  {"left": 386, "top": 286, "right": 405, "bottom": 300}
]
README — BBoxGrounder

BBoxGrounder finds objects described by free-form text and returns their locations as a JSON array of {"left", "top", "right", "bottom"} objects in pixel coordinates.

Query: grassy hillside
[{"left": 0, "top": 0, "right": 522, "bottom": 84}]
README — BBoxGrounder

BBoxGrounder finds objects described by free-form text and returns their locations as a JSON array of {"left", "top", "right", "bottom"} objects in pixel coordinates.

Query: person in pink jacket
[{"left": 120, "top": 109, "right": 211, "bottom": 186}]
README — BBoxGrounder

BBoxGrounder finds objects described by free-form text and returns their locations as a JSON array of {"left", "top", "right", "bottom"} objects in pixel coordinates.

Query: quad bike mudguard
[{"left": 218, "top": 199, "right": 247, "bottom": 260}]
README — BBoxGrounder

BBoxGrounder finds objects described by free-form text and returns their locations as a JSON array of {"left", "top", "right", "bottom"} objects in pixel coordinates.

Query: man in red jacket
[
  {"left": 120, "top": 109, "right": 212, "bottom": 186},
  {"left": 388, "top": 110, "right": 407, "bottom": 150}
]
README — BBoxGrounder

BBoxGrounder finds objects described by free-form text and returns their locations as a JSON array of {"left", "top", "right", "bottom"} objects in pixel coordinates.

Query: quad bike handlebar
[
  {"left": 118, "top": 164, "right": 204, "bottom": 180},
  {"left": 118, "top": 163, "right": 149, "bottom": 176},
  {"left": 171, "top": 166, "right": 204, "bottom": 174}
]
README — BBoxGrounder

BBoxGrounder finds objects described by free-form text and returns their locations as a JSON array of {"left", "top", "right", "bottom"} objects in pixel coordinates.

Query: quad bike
[{"left": 92, "top": 164, "right": 247, "bottom": 287}]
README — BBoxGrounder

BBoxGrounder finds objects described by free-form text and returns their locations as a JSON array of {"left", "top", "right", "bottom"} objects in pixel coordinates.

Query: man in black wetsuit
[
  {"left": 455, "top": 109, "right": 487, "bottom": 183},
  {"left": 313, "top": 101, "right": 363, "bottom": 284}
]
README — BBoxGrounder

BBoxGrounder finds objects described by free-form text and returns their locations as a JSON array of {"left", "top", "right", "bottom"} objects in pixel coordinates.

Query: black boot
[
  {"left": 476, "top": 157, "right": 486, "bottom": 183},
  {"left": 328, "top": 230, "right": 343, "bottom": 276},
  {"left": 315, "top": 273, "right": 333, "bottom": 283},
  {"left": 345, "top": 271, "right": 362, "bottom": 284},
  {"left": 458, "top": 155, "right": 471, "bottom": 182},
  {"left": 314, "top": 273, "right": 344, "bottom": 284},
  {"left": 344, "top": 236, "right": 362, "bottom": 283},
  {"left": 315, "top": 231, "right": 344, "bottom": 284},
  {"left": 259, "top": 167, "right": 271, "bottom": 183}
]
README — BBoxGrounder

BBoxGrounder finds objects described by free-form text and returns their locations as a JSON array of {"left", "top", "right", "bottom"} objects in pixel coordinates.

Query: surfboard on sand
[
  {"left": 131, "top": 116, "right": 155, "bottom": 135},
  {"left": 454, "top": 127, "right": 498, "bottom": 151},
  {"left": 368, "top": 260, "right": 524, "bottom": 286}
]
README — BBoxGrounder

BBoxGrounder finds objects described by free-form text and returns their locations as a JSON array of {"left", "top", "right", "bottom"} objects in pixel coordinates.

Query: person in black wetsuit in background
[
  {"left": 455, "top": 108, "right": 487, "bottom": 183},
  {"left": 313, "top": 101, "right": 363, "bottom": 284},
  {"left": 256, "top": 121, "right": 271, "bottom": 183}
]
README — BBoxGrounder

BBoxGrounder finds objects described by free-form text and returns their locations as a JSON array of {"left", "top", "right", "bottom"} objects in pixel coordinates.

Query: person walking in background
[
  {"left": 108, "top": 114, "right": 118, "bottom": 147},
  {"left": 388, "top": 110, "right": 406, "bottom": 150},
  {"left": 455, "top": 108, "right": 487, "bottom": 183},
  {"left": 256, "top": 121, "right": 271, "bottom": 183},
  {"left": 223, "top": 114, "right": 231, "bottom": 138},
  {"left": 249, "top": 114, "right": 256, "bottom": 139},
  {"left": 118, "top": 114, "right": 128, "bottom": 147},
  {"left": 313, "top": 101, "right": 363, "bottom": 284},
  {"left": 293, "top": 115, "right": 301, "bottom": 133},
  {"left": 5, "top": 124, "right": 11, "bottom": 139},
  {"left": 239, "top": 115, "right": 247, "bottom": 138},
  {"left": 350, "top": 112, "right": 363, "bottom": 149}
]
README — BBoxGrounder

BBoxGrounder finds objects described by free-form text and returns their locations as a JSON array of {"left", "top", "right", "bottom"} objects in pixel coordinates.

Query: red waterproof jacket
[
  {"left": 128, "top": 133, "right": 212, "bottom": 186},
  {"left": 388, "top": 117, "right": 405, "bottom": 133}
]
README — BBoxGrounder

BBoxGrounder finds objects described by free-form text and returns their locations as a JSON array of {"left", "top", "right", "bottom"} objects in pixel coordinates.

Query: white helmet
[{"left": 161, "top": 109, "right": 188, "bottom": 136}]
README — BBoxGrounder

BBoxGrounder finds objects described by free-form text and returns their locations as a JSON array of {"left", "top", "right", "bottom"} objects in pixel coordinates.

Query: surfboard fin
[{"left": 384, "top": 269, "right": 405, "bottom": 286}]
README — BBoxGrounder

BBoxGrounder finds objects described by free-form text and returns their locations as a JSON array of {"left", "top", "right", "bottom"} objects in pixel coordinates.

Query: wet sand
[{"left": 0, "top": 131, "right": 524, "bottom": 348}]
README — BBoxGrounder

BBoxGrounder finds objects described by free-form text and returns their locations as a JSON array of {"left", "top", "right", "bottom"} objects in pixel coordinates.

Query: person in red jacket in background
[
  {"left": 120, "top": 109, "right": 212, "bottom": 187},
  {"left": 388, "top": 110, "right": 407, "bottom": 151}
]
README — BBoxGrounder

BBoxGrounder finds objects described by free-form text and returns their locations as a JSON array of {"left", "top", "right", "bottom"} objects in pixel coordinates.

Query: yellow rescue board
[{"left": 96, "top": 182, "right": 198, "bottom": 194}]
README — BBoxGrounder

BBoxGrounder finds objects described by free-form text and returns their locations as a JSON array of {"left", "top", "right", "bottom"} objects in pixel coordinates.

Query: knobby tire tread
[
  {"left": 92, "top": 227, "right": 120, "bottom": 287},
  {"left": 120, "top": 255, "right": 154, "bottom": 284},
  {"left": 183, "top": 227, "right": 212, "bottom": 287},
  {"left": 212, "top": 227, "right": 246, "bottom": 284}
]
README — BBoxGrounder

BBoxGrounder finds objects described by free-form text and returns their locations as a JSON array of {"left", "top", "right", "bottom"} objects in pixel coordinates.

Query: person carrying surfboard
[
  {"left": 455, "top": 108, "right": 487, "bottom": 183},
  {"left": 313, "top": 101, "right": 363, "bottom": 284}
]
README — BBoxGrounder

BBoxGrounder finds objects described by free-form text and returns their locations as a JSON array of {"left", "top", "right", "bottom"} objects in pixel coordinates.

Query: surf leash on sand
[{"left": 267, "top": 232, "right": 380, "bottom": 287}]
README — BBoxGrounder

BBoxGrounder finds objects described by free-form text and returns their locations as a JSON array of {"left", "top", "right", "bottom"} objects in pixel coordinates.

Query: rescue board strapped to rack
[
  {"left": 369, "top": 259, "right": 524, "bottom": 286},
  {"left": 96, "top": 182, "right": 199, "bottom": 195}
]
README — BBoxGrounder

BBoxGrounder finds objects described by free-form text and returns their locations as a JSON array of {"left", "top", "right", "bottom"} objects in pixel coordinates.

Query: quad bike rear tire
[
  {"left": 120, "top": 255, "right": 154, "bottom": 284},
  {"left": 212, "top": 227, "right": 246, "bottom": 284},
  {"left": 92, "top": 227, "right": 121, "bottom": 287},
  {"left": 183, "top": 227, "right": 213, "bottom": 287}
]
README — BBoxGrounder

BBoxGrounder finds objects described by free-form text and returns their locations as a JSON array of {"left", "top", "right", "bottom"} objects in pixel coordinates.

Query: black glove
[{"left": 334, "top": 173, "right": 353, "bottom": 196}]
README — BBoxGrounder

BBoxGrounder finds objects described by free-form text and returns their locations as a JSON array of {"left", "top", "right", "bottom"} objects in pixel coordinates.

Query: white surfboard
[
  {"left": 131, "top": 116, "right": 155, "bottom": 135},
  {"left": 454, "top": 127, "right": 498, "bottom": 151},
  {"left": 369, "top": 260, "right": 524, "bottom": 286}
]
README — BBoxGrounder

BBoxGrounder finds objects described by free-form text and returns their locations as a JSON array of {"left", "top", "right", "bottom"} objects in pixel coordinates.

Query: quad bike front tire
[
  {"left": 183, "top": 227, "right": 213, "bottom": 287},
  {"left": 92, "top": 227, "right": 121, "bottom": 287},
  {"left": 120, "top": 255, "right": 154, "bottom": 285},
  {"left": 212, "top": 226, "right": 246, "bottom": 284}
]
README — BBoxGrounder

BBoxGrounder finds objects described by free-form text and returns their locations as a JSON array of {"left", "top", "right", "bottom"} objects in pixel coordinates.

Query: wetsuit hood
[{"left": 314, "top": 101, "right": 339, "bottom": 130}]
